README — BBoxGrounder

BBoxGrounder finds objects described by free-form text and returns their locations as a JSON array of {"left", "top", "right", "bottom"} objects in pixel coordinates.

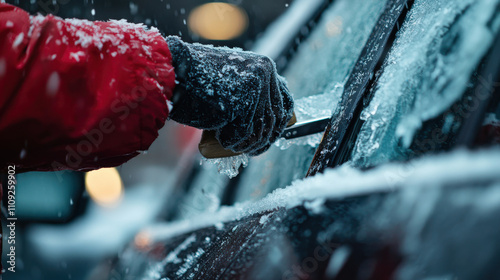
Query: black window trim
[
  {"left": 308, "top": 0, "right": 500, "bottom": 176},
  {"left": 307, "top": 0, "right": 415, "bottom": 176}
]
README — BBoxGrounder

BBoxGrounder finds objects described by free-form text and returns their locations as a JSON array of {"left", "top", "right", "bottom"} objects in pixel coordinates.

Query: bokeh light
[
  {"left": 85, "top": 168, "right": 123, "bottom": 207},
  {"left": 188, "top": 2, "right": 248, "bottom": 40}
]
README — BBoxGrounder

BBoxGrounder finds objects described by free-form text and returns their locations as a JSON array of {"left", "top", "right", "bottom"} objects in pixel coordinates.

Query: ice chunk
[
  {"left": 259, "top": 213, "right": 272, "bottom": 224},
  {"left": 201, "top": 154, "right": 249, "bottom": 179}
]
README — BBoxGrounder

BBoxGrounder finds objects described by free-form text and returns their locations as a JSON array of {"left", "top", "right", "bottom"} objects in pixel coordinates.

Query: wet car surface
[{"left": 102, "top": 0, "right": 500, "bottom": 279}]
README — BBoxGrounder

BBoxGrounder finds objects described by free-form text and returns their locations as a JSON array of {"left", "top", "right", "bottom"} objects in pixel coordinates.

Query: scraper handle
[{"left": 199, "top": 113, "right": 297, "bottom": 159}]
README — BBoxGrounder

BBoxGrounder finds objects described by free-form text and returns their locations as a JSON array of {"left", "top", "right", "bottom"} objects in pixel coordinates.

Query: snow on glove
[{"left": 166, "top": 36, "right": 294, "bottom": 156}]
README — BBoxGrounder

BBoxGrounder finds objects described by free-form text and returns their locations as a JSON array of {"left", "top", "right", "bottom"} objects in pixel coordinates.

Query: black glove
[{"left": 166, "top": 36, "right": 294, "bottom": 156}]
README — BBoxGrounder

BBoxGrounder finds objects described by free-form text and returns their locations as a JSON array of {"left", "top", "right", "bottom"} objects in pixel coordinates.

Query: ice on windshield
[
  {"left": 283, "top": 0, "right": 387, "bottom": 117},
  {"left": 232, "top": 0, "right": 389, "bottom": 204},
  {"left": 168, "top": 0, "right": 389, "bottom": 219},
  {"left": 351, "top": 0, "right": 500, "bottom": 168}
]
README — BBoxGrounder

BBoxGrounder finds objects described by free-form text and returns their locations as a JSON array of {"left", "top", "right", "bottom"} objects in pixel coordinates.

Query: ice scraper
[{"left": 199, "top": 114, "right": 331, "bottom": 158}]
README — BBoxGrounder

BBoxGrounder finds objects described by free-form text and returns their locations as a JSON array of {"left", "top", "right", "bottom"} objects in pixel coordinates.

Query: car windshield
[
  {"left": 350, "top": 0, "right": 500, "bottom": 168},
  {"left": 171, "top": 0, "right": 389, "bottom": 220}
]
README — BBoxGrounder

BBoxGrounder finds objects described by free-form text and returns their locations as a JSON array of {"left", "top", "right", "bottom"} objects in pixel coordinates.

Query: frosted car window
[
  {"left": 350, "top": 0, "right": 500, "bottom": 168},
  {"left": 232, "top": 0, "right": 388, "bottom": 203},
  {"left": 175, "top": 164, "right": 230, "bottom": 220}
]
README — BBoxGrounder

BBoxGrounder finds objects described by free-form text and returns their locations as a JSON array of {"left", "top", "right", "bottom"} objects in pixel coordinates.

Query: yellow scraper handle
[{"left": 199, "top": 112, "right": 297, "bottom": 159}]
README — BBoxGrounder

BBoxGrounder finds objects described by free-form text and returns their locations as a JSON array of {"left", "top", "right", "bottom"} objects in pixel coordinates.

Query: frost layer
[
  {"left": 231, "top": 0, "right": 388, "bottom": 204},
  {"left": 351, "top": 0, "right": 500, "bottom": 167}
]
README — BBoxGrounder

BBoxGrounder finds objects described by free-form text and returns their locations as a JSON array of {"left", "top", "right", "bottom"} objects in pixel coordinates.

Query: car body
[{"left": 100, "top": 0, "right": 500, "bottom": 279}]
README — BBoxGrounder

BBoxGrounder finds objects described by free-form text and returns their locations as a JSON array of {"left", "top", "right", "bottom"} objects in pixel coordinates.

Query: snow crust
[
  {"left": 143, "top": 148, "right": 500, "bottom": 242},
  {"left": 351, "top": 0, "right": 500, "bottom": 167}
]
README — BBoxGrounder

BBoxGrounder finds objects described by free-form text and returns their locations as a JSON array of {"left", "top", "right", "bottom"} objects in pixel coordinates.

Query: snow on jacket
[{"left": 0, "top": 3, "right": 176, "bottom": 172}]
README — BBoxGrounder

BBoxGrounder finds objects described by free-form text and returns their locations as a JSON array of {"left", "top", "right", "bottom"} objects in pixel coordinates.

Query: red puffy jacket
[{"left": 0, "top": 4, "right": 176, "bottom": 172}]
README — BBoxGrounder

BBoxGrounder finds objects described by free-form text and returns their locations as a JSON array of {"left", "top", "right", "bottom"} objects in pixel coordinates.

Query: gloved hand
[{"left": 166, "top": 36, "right": 294, "bottom": 156}]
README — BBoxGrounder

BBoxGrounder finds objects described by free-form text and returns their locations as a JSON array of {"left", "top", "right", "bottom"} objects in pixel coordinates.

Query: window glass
[
  {"left": 173, "top": 0, "right": 389, "bottom": 217},
  {"left": 175, "top": 164, "right": 230, "bottom": 220},
  {"left": 350, "top": 0, "right": 500, "bottom": 168},
  {"left": 233, "top": 0, "right": 389, "bottom": 203}
]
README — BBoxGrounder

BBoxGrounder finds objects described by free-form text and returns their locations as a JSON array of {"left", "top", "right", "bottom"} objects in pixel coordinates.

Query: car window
[
  {"left": 174, "top": 164, "right": 230, "bottom": 220},
  {"left": 349, "top": 0, "right": 500, "bottom": 168},
  {"left": 232, "top": 0, "right": 389, "bottom": 203},
  {"left": 169, "top": 0, "right": 389, "bottom": 219}
]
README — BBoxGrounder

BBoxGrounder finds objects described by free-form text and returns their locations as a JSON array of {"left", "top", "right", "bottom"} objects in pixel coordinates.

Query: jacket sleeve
[{"left": 0, "top": 4, "right": 176, "bottom": 172}]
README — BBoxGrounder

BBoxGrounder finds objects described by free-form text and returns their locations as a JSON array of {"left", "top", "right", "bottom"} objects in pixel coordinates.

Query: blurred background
[
  {"left": 1, "top": 0, "right": 293, "bottom": 279},
  {"left": 7, "top": 0, "right": 292, "bottom": 48}
]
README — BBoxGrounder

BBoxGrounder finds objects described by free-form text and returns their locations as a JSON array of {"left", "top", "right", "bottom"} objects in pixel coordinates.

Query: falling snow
[{"left": 46, "top": 72, "right": 60, "bottom": 96}]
